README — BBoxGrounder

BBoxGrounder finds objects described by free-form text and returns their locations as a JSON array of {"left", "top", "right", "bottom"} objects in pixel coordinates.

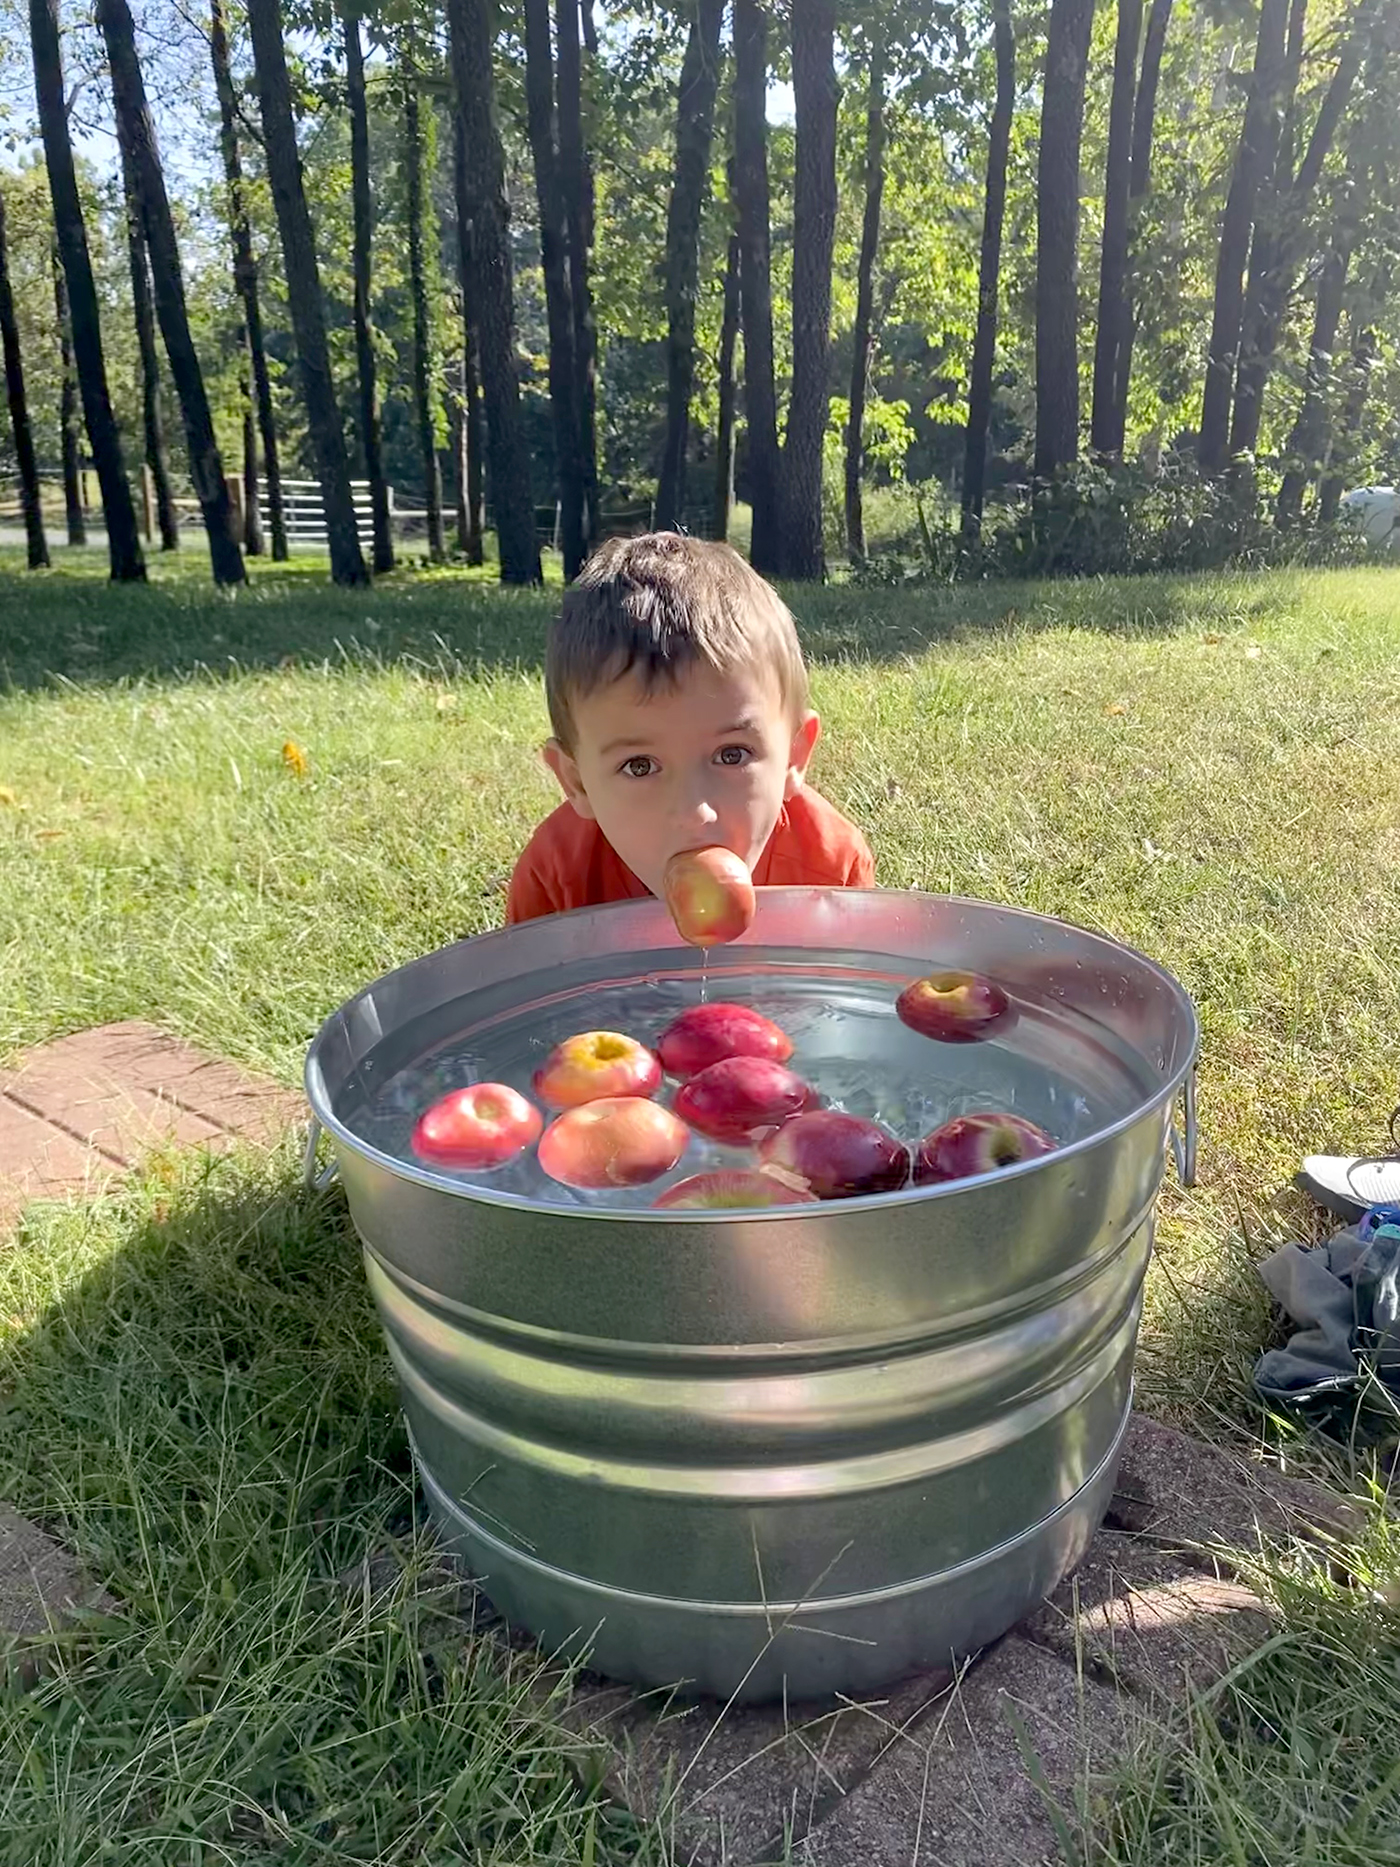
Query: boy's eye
[
  {"left": 620, "top": 755, "right": 657, "bottom": 779},
  {"left": 715, "top": 744, "right": 753, "bottom": 768}
]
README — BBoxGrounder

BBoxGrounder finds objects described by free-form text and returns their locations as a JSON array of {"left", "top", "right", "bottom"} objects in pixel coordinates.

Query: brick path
[{"left": 0, "top": 1021, "right": 302, "bottom": 1230}]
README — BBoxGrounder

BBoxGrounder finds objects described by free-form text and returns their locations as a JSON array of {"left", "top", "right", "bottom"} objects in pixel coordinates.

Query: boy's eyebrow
[
  {"left": 598, "top": 733, "right": 659, "bottom": 755},
  {"left": 598, "top": 718, "right": 763, "bottom": 756}
]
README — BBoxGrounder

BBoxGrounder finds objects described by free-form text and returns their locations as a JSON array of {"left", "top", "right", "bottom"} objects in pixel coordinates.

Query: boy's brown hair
[{"left": 545, "top": 532, "right": 809, "bottom": 750}]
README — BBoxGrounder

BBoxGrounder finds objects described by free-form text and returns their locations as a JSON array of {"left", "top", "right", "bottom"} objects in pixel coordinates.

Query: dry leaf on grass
[
  {"left": 1103, "top": 701, "right": 1128, "bottom": 717},
  {"left": 281, "top": 739, "right": 309, "bottom": 778}
]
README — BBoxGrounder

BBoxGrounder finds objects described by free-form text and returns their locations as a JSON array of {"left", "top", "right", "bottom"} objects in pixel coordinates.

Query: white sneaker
[{"left": 1298, "top": 1109, "right": 1400, "bottom": 1220}]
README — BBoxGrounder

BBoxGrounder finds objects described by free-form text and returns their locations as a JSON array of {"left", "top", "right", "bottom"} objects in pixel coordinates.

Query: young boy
[{"left": 507, "top": 532, "right": 873, "bottom": 924}]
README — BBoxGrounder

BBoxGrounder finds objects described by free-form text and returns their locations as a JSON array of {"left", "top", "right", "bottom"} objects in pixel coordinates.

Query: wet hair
[{"left": 545, "top": 532, "right": 809, "bottom": 750}]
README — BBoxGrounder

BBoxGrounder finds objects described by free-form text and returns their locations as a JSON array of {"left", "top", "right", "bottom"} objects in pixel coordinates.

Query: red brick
[
  {"left": 1021, "top": 1527, "right": 1272, "bottom": 1700},
  {"left": 0, "top": 1095, "right": 110, "bottom": 1198}
]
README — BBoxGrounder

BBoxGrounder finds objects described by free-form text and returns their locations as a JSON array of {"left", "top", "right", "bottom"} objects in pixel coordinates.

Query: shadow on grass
[
  {"left": 0, "top": 548, "right": 1300, "bottom": 695},
  {"left": 0, "top": 1146, "right": 652, "bottom": 1862}
]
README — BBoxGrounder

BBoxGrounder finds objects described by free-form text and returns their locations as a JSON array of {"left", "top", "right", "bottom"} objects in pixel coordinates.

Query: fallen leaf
[
  {"left": 281, "top": 739, "right": 309, "bottom": 778},
  {"left": 1103, "top": 702, "right": 1128, "bottom": 717},
  {"left": 1202, "top": 632, "right": 1222, "bottom": 646},
  {"left": 34, "top": 828, "right": 65, "bottom": 842},
  {"left": 0, "top": 786, "right": 17, "bottom": 807}
]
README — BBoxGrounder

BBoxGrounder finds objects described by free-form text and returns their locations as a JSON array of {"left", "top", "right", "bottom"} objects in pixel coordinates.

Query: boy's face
[{"left": 544, "top": 661, "right": 820, "bottom": 898}]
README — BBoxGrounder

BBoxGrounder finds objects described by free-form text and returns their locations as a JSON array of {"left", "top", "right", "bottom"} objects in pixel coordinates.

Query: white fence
[{"left": 258, "top": 479, "right": 387, "bottom": 547}]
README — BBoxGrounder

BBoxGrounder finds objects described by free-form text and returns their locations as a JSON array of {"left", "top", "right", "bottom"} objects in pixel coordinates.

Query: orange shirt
[{"left": 506, "top": 786, "right": 875, "bottom": 925}]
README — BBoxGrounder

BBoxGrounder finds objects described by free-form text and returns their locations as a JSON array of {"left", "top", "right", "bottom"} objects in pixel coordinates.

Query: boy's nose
[{"left": 680, "top": 795, "right": 719, "bottom": 834}]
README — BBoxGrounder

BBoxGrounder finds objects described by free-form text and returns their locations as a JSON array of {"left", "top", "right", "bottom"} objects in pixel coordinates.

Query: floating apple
[
  {"left": 896, "top": 969, "right": 1011, "bottom": 1043},
  {"left": 673, "top": 1057, "right": 818, "bottom": 1146},
  {"left": 411, "top": 1083, "right": 543, "bottom": 1171},
  {"left": 914, "top": 1112, "right": 1056, "bottom": 1185},
  {"left": 532, "top": 1029, "right": 662, "bottom": 1109},
  {"left": 657, "top": 1002, "right": 794, "bottom": 1078},
  {"left": 662, "top": 846, "right": 756, "bottom": 948},
  {"left": 760, "top": 1110, "right": 910, "bottom": 1200},
  {"left": 538, "top": 1096, "right": 690, "bottom": 1189},
  {"left": 653, "top": 1170, "right": 817, "bottom": 1210}
]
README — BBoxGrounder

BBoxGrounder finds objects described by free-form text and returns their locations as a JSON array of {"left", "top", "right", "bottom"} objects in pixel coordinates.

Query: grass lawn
[{"left": 1, "top": 551, "right": 1398, "bottom": 1861}]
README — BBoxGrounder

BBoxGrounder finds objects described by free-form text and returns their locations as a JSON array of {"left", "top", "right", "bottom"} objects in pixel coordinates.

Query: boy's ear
[
  {"left": 542, "top": 738, "right": 597, "bottom": 820},
  {"left": 784, "top": 711, "right": 821, "bottom": 799}
]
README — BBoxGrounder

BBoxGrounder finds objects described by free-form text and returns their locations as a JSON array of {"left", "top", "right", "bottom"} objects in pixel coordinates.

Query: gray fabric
[{"left": 1253, "top": 1224, "right": 1400, "bottom": 1440}]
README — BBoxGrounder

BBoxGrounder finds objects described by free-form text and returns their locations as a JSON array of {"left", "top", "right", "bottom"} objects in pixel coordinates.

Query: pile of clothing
[{"left": 1254, "top": 1204, "right": 1400, "bottom": 1443}]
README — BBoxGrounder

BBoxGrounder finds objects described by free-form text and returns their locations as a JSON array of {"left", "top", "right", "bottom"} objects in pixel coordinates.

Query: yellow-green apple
[
  {"left": 673, "top": 1057, "right": 818, "bottom": 1145},
  {"left": 532, "top": 1030, "right": 661, "bottom": 1109},
  {"left": 896, "top": 969, "right": 1011, "bottom": 1043},
  {"left": 662, "top": 846, "right": 756, "bottom": 948},
  {"left": 914, "top": 1112, "right": 1056, "bottom": 1185},
  {"left": 653, "top": 1170, "right": 817, "bottom": 1209},
  {"left": 759, "top": 1110, "right": 910, "bottom": 1199},
  {"left": 411, "top": 1084, "right": 543, "bottom": 1171},
  {"left": 657, "top": 1002, "right": 793, "bottom": 1078},
  {"left": 537, "top": 1097, "right": 690, "bottom": 1189}
]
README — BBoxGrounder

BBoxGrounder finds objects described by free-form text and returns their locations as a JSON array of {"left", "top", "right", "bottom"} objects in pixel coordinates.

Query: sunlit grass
[{"left": 2, "top": 554, "right": 1399, "bottom": 1860}]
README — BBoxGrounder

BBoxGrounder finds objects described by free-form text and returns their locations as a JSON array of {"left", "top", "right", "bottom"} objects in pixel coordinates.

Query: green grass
[{"left": 1, "top": 550, "right": 1399, "bottom": 1861}]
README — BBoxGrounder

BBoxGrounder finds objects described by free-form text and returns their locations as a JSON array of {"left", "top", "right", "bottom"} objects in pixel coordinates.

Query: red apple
[
  {"left": 662, "top": 846, "right": 756, "bottom": 948},
  {"left": 896, "top": 969, "right": 1011, "bottom": 1043},
  {"left": 673, "top": 1057, "right": 818, "bottom": 1146},
  {"left": 653, "top": 1170, "right": 816, "bottom": 1210},
  {"left": 759, "top": 1110, "right": 910, "bottom": 1200},
  {"left": 657, "top": 1001, "right": 794, "bottom": 1078},
  {"left": 914, "top": 1112, "right": 1056, "bottom": 1185},
  {"left": 532, "top": 1029, "right": 662, "bottom": 1109},
  {"left": 538, "top": 1096, "right": 690, "bottom": 1189},
  {"left": 411, "top": 1083, "right": 543, "bottom": 1171}
]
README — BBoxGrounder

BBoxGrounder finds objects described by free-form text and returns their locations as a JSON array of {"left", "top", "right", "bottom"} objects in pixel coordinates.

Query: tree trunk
[
  {"left": 452, "top": 113, "right": 486, "bottom": 567},
  {"left": 523, "top": 0, "right": 584, "bottom": 576},
  {"left": 447, "top": 0, "right": 541, "bottom": 585},
  {"left": 30, "top": 0, "right": 144, "bottom": 580},
  {"left": 556, "top": 0, "right": 598, "bottom": 552},
  {"left": 241, "top": 389, "right": 262, "bottom": 554},
  {"left": 0, "top": 183, "right": 49, "bottom": 568},
  {"left": 1111, "top": 0, "right": 1174, "bottom": 432},
  {"left": 1197, "top": 0, "right": 1290, "bottom": 473},
  {"left": 403, "top": 62, "right": 446, "bottom": 564},
  {"left": 344, "top": 10, "right": 394, "bottom": 573},
  {"left": 51, "top": 243, "right": 84, "bottom": 547},
  {"left": 844, "top": 35, "right": 886, "bottom": 562},
  {"left": 452, "top": 365, "right": 470, "bottom": 552},
  {"left": 654, "top": 0, "right": 724, "bottom": 534},
  {"left": 1229, "top": 25, "right": 1364, "bottom": 461},
  {"left": 1033, "top": 0, "right": 1096, "bottom": 479},
  {"left": 117, "top": 129, "right": 178, "bottom": 551},
  {"left": 101, "top": 0, "right": 244, "bottom": 584},
  {"left": 782, "top": 0, "right": 839, "bottom": 579},
  {"left": 246, "top": 0, "right": 367, "bottom": 584},
  {"left": 1275, "top": 230, "right": 1350, "bottom": 526},
  {"left": 1319, "top": 267, "right": 1386, "bottom": 522},
  {"left": 210, "top": 0, "right": 286, "bottom": 560},
  {"left": 732, "top": 0, "right": 780, "bottom": 573},
  {"left": 962, "top": 0, "right": 1016, "bottom": 536},
  {"left": 1091, "top": 0, "right": 1142, "bottom": 456},
  {"left": 713, "top": 226, "right": 740, "bottom": 544}
]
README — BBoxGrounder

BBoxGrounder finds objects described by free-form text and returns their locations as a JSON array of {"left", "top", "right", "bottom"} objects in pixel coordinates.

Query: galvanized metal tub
[{"left": 305, "top": 890, "right": 1198, "bottom": 1703}]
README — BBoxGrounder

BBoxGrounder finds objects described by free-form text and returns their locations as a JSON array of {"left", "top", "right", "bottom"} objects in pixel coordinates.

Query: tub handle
[
  {"left": 303, "top": 1115, "right": 340, "bottom": 1191},
  {"left": 1169, "top": 1067, "right": 1198, "bottom": 1188}
]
